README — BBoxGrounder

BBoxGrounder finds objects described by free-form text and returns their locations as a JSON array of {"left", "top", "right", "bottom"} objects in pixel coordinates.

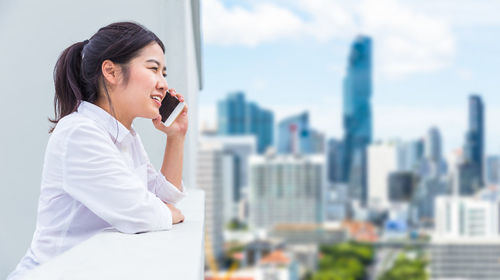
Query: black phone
[{"left": 159, "top": 92, "right": 186, "bottom": 126}]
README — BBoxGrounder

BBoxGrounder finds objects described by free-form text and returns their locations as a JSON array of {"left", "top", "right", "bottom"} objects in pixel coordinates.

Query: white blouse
[{"left": 8, "top": 101, "right": 186, "bottom": 279}]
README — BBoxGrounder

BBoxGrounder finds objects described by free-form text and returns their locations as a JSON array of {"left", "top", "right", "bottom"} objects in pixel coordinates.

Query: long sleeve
[
  {"left": 146, "top": 163, "right": 186, "bottom": 205},
  {"left": 62, "top": 123, "right": 173, "bottom": 234}
]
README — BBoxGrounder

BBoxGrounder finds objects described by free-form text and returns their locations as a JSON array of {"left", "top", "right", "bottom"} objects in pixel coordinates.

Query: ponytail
[{"left": 49, "top": 40, "right": 88, "bottom": 133}]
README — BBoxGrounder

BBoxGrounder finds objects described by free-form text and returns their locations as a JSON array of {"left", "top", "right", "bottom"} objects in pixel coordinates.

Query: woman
[{"left": 8, "top": 21, "right": 187, "bottom": 279}]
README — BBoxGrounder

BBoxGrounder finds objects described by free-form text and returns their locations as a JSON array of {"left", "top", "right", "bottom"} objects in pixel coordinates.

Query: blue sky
[{"left": 198, "top": 0, "right": 500, "bottom": 156}]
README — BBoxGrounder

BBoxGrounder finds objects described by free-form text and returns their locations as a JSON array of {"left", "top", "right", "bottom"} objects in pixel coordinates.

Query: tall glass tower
[
  {"left": 463, "top": 94, "right": 484, "bottom": 189},
  {"left": 342, "top": 35, "right": 373, "bottom": 204},
  {"left": 217, "top": 92, "right": 274, "bottom": 153}
]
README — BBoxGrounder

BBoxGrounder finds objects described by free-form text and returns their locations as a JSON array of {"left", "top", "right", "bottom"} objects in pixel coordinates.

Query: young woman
[{"left": 8, "top": 21, "right": 187, "bottom": 279}]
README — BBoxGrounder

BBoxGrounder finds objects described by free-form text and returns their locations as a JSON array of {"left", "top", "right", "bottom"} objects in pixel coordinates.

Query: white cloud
[
  {"left": 203, "top": 0, "right": 456, "bottom": 78},
  {"left": 357, "top": 0, "right": 455, "bottom": 79},
  {"left": 403, "top": 0, "right": 500, "bottom": 27},
  {"left": 202, "top": 0, "right": 304, "bottom": 47},
  {"left": 294, "top": 0, "right": 355, "bottom": 41}
]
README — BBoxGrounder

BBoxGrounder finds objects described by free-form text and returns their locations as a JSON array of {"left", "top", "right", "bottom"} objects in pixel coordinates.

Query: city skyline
[{"left": 199, "top": 0, "right": 500, "bottom": 156}]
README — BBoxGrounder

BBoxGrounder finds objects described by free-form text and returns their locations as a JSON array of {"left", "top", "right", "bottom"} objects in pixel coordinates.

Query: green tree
[{"left": 379, "top": 254, "right": 428, "bottom": 280}]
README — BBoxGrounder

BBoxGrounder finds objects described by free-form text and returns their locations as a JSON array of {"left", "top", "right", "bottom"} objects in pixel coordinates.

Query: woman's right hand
[{"left": 165, "top": 203, "right": 184, "bottom": 224}]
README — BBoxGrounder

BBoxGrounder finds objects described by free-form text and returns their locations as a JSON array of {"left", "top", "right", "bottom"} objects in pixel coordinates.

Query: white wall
[{"left": 0, "top": 0, "right": 201, "bottom": 277}]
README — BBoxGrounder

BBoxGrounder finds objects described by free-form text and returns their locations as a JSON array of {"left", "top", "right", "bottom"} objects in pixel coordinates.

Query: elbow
[{"left": 113, "top": 217, "right": 172, "bottom": 234}]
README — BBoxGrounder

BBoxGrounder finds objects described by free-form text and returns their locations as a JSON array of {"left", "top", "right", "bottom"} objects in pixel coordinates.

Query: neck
[{"left": 95, "top": 98, "right": 133, "bottom": 130}]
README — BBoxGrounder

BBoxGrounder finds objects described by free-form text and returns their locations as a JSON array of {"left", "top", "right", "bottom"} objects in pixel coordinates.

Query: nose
[{"left": 157, "top": 76, "right": 169, "bottom": 95}]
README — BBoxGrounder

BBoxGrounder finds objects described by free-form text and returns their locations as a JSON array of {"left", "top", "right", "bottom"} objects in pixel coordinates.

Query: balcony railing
[{"left": 25, "top": 189, "right": 205, "bottom": 279}]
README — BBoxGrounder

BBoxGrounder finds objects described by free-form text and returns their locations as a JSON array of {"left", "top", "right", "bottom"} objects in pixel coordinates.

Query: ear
[{"left": 101, "top": 60, "right": 120, "bottom": 85}]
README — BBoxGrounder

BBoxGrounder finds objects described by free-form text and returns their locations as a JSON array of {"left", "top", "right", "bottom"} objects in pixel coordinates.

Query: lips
[{"left": 151, "top": 95, "right": 162, "bottom": 107}]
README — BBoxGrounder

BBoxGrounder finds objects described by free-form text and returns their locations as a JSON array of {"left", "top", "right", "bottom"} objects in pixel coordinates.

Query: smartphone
[{"left": 159, "top": 92, "right": 186, "bottom": 127}]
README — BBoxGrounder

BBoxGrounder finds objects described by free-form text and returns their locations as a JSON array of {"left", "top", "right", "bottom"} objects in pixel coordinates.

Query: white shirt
[{"left": 8, "top": 101, "right": 186, "bottom": 279}]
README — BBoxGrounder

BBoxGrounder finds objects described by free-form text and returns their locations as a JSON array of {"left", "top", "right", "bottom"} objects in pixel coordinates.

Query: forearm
[{"left": 160, "top": 136, "right": 185, "bottom": 190}]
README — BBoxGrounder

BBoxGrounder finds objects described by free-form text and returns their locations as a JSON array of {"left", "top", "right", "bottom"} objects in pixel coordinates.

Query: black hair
[{"left": 49, "top": 21, "right": 165, "bottom": 132}]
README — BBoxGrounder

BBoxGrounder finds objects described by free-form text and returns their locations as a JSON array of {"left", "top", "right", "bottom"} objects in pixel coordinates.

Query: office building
[
  {"left": 200, "top": 135, "right": 257, "bottom": 224},
  {"left": 327, "top": 139, "right": 345, "bottom": 183},
  {"left": 388, "top": 171, "right": 415, "bottom": 202},
  {"left": 486, "top": 156, "right": 500, "bottom": 185},
  {"left": 197, "top": 142, "right": 225, "bottom": 263},
  {"left": 463, "top": 94, "right": 485, "bottom": 187},
  {"left": 217, "top": 92, "right": 273, "bottom": 153},
  {"left": 249, "top": 152, "right": 326, "bottom": 230},
  {"left": 367, "top": 141, "right": 403, "bottom": 209},
  {"left": 277, "top": 112, "right": 324, "bottom": 154},
  {"left": 342, "top": 35, "right": 373, "bottom": 204}
]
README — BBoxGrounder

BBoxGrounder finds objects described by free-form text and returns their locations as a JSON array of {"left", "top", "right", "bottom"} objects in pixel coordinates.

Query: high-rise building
[
  {"left": 325, "top": 183, "right": 350, "bottom": 222},
  {"left": 200, "top": 135, "right": 257, "bottom": 224},
  {"left": 410, "top": 176, "right": 449, "bottom": 228},
  {"left": 247, "top": 102, "right": 274, "bottom": 154},
  {"left": 463, "top": 94, "right": 485, "bottom": 187},
  {"left": 327, "top": 139, "right": 345, "bottom": 183},
  {"left": 342, "top": 35, "right": 373, "bottom": 205},
  {"left": 421, "top": 127, "right": 447, "bottom": 177},
  {"left": 217, "top": 92, "right": 274, "bottom": 153},
  {"left": 486, "top": 156, "right": 500, "bottom": 185},
  {"left": 248, "top": 152, "right": 326, "bottom": 230},
  {"left": 277, "top": 112, "right": 325, "bottom": 154},
  {"left": 197, "top": 142, "right": 225, "bottom": 264},
  {"left": 367, "top": 141, "right": 403, "bottom": 209},
  {"left": 425, "top": 127, "right": 442, "bottom": 163},
  {"left": 400, "top": 139, "right": 425, "bottom": 173},
  {"left": 458, "top": 161, "right": 483, "bottom": 195},
  {"left": 388, "top": 171, "right": 415, "bottom": 202}
]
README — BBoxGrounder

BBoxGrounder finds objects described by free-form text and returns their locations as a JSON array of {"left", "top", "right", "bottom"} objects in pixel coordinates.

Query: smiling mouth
[
  {"left": 151, "top": 96, "right": 162, "bottom": 107},
  {"left": 151, "top": 96, "right": 161, "bottom": 102}
]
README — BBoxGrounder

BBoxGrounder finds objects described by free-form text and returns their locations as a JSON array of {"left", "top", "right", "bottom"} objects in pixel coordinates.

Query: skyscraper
[
  {"left": 197, "top": 142, "right": 225, "bottom": 264},
  {"left": 327, "top": 138, "right": 345, "bottom": 183},
  {"left": 421, "top": 127, "right": 447, "bottom": 177},
  {"left": 217, "top": 92, "right": 247, "bottom": 134},
  {"left": 217, "top": 92, "right": 274, "bottom": 153},
  {"left": 463, "top": 94, "right": 484, "bottom": 187},
  {"left": 200, "top": 135, "right": 257, "bottom": 224},
  {"left": 486, "top": 156, "right": 500, "bottom": 185},
  {"left": 425, "top": 127, "right": 442, "bottom": 163},
  {"left": 277, "top": 112, "right": 325, "bottom": 154},
  {"left": 342, "top": 35, "right": 373, "bottom": 204}
]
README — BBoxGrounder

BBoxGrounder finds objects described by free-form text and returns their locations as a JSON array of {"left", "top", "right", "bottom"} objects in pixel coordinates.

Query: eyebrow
[{"left": 146, "top": 59, "right": 167, "bottom": 72}]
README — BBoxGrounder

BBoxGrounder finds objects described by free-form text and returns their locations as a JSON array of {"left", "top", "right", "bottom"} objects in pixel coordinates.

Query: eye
[{"left": 150, "top": 67, "right": 158, "bottom": 72}]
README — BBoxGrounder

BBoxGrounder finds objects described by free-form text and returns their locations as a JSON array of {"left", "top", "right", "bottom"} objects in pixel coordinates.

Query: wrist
[{"left": 166, "top": 135, "right": 185, "bottom": 143}]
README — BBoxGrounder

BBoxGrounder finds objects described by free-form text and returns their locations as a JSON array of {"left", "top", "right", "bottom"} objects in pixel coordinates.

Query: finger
[
  {"left": 152, "top": 116, "right": 163, "bottom": 127},
  {"left": 169, "top": 89, "right": 184, "bottom": 101}
]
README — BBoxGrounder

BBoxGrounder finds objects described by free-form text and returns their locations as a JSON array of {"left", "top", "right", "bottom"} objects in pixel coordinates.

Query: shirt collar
[{"left": 77, "top": 101, "right": 136, "bottom": 144}]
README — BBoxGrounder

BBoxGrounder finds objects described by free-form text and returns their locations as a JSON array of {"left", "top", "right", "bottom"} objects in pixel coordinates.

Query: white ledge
[{"left": 26, "top": 189, "right": 205, "bottom": 280}]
